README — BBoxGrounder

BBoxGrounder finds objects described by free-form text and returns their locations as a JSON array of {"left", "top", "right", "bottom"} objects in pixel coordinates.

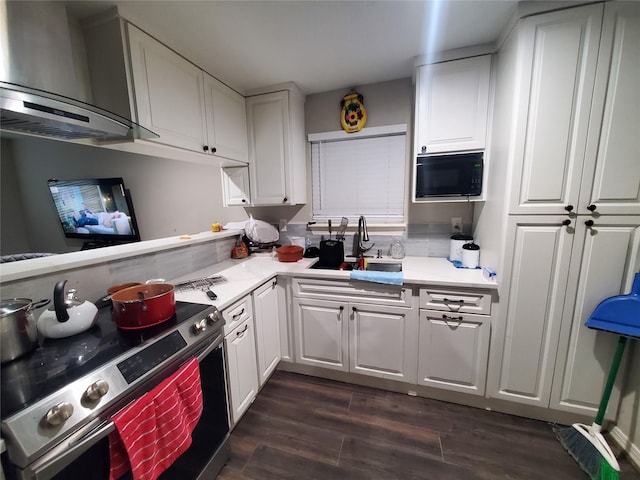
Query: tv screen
[{"left": 47, "top": 177, "right": 141, "bottom": 249}]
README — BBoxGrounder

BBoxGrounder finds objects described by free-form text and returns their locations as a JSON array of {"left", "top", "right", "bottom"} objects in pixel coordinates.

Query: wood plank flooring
[{"left": 218, "top": 371, "right": 640, "bottom": 480}]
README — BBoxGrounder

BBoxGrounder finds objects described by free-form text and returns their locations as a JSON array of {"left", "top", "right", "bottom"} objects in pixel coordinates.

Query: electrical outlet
[
  {"left": 279, "top": 219, "right": 287, "bottom": 232},
  {"left": 451, "top": 217, "right": 463, "bottom": 233}
]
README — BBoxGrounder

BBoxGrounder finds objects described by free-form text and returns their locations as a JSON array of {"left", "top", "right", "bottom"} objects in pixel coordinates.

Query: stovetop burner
[{"left": 0, "top": 301, "right": 209, "bottom": 419}]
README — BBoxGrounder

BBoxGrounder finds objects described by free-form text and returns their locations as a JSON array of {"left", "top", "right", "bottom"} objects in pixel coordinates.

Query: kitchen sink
[
  {"left": 366, "top": 261, "right": 402, "bottom": 272},
  {"left": 310, "top": 259, "right": 402, "bottom": 272}
]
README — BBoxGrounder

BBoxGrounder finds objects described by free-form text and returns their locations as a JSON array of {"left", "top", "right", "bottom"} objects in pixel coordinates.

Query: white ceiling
[{"left": 65, "top": 0, "right": 520, "bottom": 96}]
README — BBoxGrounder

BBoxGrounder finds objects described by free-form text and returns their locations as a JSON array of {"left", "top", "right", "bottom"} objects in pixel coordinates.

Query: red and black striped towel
[{"left": 109, "top": 358, "right": 203, "bottom": 480}]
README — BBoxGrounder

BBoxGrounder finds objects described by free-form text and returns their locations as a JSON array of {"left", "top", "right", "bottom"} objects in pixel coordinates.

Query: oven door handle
[
  {"left": 30, "top": 420, "right": 115, "bottom": 479},
  {"left": 68, "top": 420, "right": 115, "bottom": 449},
  {"left": 193, "top": 333, "right": 223, "bottom": 362}
]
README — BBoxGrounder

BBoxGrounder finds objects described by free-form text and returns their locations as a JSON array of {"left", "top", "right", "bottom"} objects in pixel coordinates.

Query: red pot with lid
[{"left": 110, "top": 283, "right": 176, "bottom": 329}]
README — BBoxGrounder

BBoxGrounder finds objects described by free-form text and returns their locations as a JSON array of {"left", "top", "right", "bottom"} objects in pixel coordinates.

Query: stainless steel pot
[{"left": 0, "top": 298, "right": 50, "bottom": 363}]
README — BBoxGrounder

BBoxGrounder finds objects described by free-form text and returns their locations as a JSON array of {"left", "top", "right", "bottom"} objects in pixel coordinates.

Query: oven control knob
[
  {"left": 193, "top": 318, "right": 207, "bottom": 334},
  {"left": 207, "top": 309, "right": 222, "bottom": 325},
  {"left": 83, "top": 380, "right": 110, "bottom": 402},
  {"left": 44, "top": 402, "right": 74, "bottom": 427}
]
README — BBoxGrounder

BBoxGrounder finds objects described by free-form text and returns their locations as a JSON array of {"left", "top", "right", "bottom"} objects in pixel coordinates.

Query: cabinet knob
[
  {"left": 585, "top": 220, "right": 595, "bottom": 227},
  {"left": 211, "top": 147, "right": 217, "bottom": 153},
  {"left": 352, "top": 306, "right": 357, "bottom": 312},
  {"left": 283, "top": 197, "right": 288, "bottom": 203},
  {"left": 564, "top": 205, "right": 574, "bottom": 212},
  {"left": 562, "top": 219, "right": 571, "bottom": 226},
  {"left": 421, "top": 145, "right": 427, "bottom": 153},
  {"left": 203, "top": 145, "right": 209, "bottom": 152},
  {"left": 241, "top": 199, "right": 247, "bottom": 203},
  {"left": 587, "top": 204, "right": 597, "bottom": 212}
]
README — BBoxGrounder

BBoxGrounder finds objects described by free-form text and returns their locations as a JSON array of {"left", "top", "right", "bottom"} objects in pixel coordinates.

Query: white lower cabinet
[
  {"left": 253, "top": 278, "right": 282, "bottom": 386},
  {"left": 417, "top": 288, "right": 492, "bottom": 396},
  {"left": 292, "top": 279, "right": 417, "bottom": 384},
  {"left": 418, "top": 310, "right": 490, "bottom": 395},
  {"left": 223, "top": 296, "right": 259, "bottom": 427},
  {"left": 487, "top": 216, "right": 640, "bottom": 418}
]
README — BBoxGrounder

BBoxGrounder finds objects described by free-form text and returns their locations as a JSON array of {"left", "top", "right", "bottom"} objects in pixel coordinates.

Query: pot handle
[
  {"left": 137, "top": 291, "right": 148, "bottom": 312},
  {"left": 53, "top": 280, "right": 70, "bottom": 323},
  {"left": 31, "top": 299, "right": 51, "bottom": 310}
]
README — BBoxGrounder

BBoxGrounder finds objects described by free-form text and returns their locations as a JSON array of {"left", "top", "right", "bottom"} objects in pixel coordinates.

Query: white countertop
[{"left": 172, "top": 255, "right": 497, "bottom": 310}]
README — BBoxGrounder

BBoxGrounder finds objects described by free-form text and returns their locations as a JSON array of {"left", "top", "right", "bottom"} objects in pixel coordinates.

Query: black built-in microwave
[{"left": 415, "top": 151, "right": 483, "bottom": 198}]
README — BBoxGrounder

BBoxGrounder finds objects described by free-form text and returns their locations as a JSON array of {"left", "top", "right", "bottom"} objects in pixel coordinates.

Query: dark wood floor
[{"left": 218, "top": 371, "right": 640, "bottom": 480}]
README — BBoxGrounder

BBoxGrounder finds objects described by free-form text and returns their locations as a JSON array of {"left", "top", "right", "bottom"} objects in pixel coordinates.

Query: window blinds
[{"left": 311, "top": 133, "right": 406, "bottom": 222}]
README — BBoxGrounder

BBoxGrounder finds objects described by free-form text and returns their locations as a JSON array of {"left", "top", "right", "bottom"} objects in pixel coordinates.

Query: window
[{"left": 310, "top": 125, "right": 407, "bottom": 224}]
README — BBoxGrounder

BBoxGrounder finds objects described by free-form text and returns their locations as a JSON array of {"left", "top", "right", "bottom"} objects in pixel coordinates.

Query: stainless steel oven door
[{"left": 13, "top": 335, "right": 228, "bottom": 480}]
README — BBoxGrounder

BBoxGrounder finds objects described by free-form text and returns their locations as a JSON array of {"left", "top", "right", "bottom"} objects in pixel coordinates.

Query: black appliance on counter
[{"left": 1, "top": 300, "right": 230, "bottom": 480}]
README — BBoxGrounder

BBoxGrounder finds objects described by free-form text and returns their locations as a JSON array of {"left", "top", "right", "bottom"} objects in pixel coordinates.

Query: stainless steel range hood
[
  {"left": 0, "top": 82, "right": 157, "bottom": 141},
  {"left": 0, "top": 2, "right": 157, "bottom": 142}
]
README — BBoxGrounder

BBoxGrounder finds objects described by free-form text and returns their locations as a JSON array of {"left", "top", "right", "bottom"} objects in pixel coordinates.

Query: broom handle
[{"left": 594, "top": 335, "right": 627, "bottom": 427}]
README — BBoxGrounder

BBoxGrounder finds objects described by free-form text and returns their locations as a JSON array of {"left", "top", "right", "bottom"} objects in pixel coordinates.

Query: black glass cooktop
[{"left": 0, "top": 301, "right": 209, "bottom": 419}]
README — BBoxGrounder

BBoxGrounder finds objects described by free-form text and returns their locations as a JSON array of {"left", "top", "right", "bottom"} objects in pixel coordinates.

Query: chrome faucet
[{"left": 356, "top": 215, "right": 375, "bottom": 257}]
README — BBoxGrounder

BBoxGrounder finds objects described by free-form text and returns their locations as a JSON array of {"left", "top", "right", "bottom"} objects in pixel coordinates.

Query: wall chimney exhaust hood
[
  {"left": 0, "top": 82, "right": 157, "bottom": 141},
  {"left": 0, "top": 2, "right": 157, "bottom": 143}
]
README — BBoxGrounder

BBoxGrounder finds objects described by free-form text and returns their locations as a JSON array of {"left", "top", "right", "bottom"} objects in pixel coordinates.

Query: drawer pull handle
[
  {"left": 443, "top": 298, "right": 464, "bottom": 304},
  {"left": 232, "top": 308, "right": 245, "bottom": 320},
  {"left": 236, "top": 324, "right": 249, "bottom": 337},
  {"left": 442, "top": 314, "right": 463, "bottom": 321}
]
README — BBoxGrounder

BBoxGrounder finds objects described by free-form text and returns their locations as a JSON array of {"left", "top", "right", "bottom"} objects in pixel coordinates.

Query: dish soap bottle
[{"left": 389, "top": 239, "right": 405, "bottom": 259}]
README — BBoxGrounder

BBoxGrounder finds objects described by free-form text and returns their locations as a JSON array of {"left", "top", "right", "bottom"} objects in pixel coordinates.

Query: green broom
[{"left": 556, "top": 335, "right": 626, "bottom": 480}]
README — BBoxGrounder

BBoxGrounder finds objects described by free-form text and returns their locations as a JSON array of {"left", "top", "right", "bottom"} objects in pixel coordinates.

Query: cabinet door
[
  {"left": 414, "top": 55, "right": 490, "bottom": 154},
  {"left": 349, "top": 302, "right": 418, "bottom": 384},
  {"left": 293, "top": 297, "right": 348, "bottom": 372},
  {"left": 225, "top": 319, "right": 259, "bottom": 426},
  {"left": 127, "top": 24, "right": 208, "bottom": 152},
  {"left": 222, "top": 166, "right": 251, "bottom": 206},
  {"left": 508, "top": 5, "right": 603, "bottom": 215},
  {"left": 253, "top": 279, "right": 281, "bottom": 386},
  {"left": 418, "top": 310, "right": 490, "bottom": 395},
  {"left": 246, "top": 91, "right": 290, "bottom": 205},
  {"left": 203, "top": 74, "right": 249, "bottom": 163},
  {"left": 486, "top": 216, "right": 574, "bottom": 407},
  {"left": 580, "top": 2, "right": 640, "bottom": 216},
  {"left": 550, "top": 217, "right": 640, "bottom": 417}
]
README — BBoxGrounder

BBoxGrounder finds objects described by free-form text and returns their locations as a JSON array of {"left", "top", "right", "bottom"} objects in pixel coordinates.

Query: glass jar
[{"left": 389, "top": 239, "right": 405, "bottom": 259}]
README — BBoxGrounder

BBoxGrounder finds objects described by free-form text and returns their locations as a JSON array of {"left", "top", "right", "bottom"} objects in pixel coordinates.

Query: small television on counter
[{"left": 47, "top": 177, "right": 141, "bottom": 250}]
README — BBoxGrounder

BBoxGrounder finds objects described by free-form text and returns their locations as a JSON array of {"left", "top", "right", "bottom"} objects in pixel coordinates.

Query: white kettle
[{"left": 38, "top": 280, "right": 98, "bottom": 339}]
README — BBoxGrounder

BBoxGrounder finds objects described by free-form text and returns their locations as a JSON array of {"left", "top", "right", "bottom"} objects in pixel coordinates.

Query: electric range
[{"left": 1, "top": 299, "right": 224, "bottom": 472}]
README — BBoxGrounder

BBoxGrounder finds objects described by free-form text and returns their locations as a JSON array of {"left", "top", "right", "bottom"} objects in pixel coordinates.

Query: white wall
[
  {"left": 1, "top": 135, "right": 248, "bottom": 254},
  {"left": 269, "top": 77, "right": 474, "bottom": 228}
]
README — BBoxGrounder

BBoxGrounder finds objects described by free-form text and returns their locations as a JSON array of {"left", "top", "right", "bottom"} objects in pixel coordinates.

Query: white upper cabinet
[
  {"left": 246, "top": 85, "right": 307, "bottom": 206},
  {"left": 128, "top": 24, "right": 208, "bottom": 153},
  {"left": 579, "top": 2, "right": 640, "bottom": 216},
  {"left": 414, "top": 55, "right": 491, "bottom": 155},
  {"left": 203, "top": 73, "right": 249, "bottom": 163},
  {"left": 84, "top": 19, "right": 248, "bottom": 165},
  {"left": 222, "top": 166, "right": 251, "bottom": 206},
  {"left": 509, "top": 2, "right": 640, "bottom": 216}
]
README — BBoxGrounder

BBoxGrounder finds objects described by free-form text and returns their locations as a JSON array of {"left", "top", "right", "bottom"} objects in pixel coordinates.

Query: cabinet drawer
[
  {"left": 418, "top": 309, "right": 490, "bottom": 395},
  {"left": 222, "top": 295, "right": 253, "bottom": 335},
  {"left": 419, "top": 287, "right": 491, "bottom": 315},
  {"left": 293, "top": 277, "right": 412, "bottom": 307}
]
